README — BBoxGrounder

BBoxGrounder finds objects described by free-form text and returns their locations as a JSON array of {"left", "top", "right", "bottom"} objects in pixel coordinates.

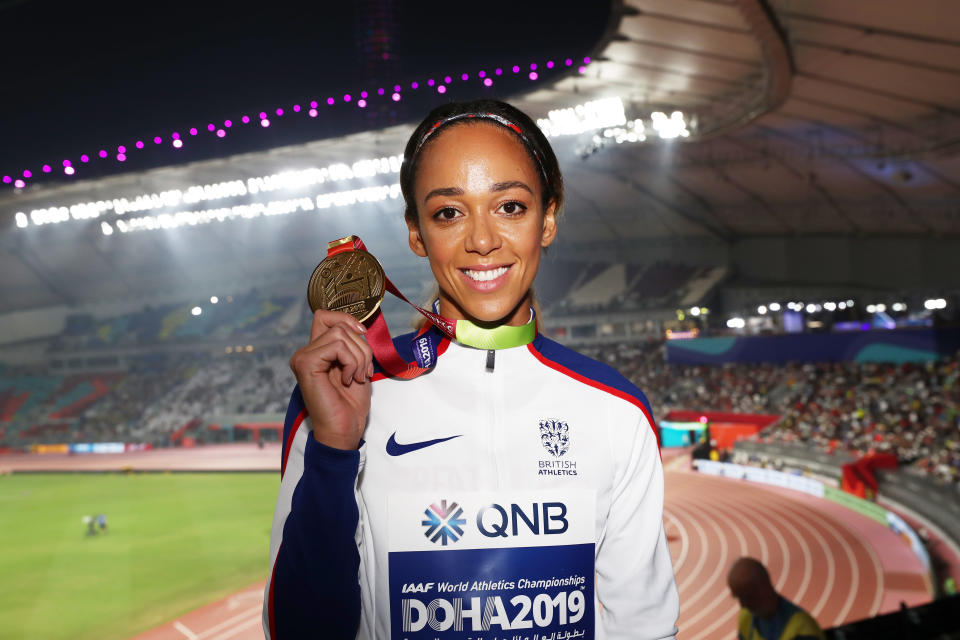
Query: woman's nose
[{"left": 464, "top": 211, "right": 500, "bottom": 255}]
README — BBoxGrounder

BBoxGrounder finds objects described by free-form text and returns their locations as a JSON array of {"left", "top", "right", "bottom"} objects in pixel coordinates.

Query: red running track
[
  {"left": 130, "top": 451, "right": 931, "bottom": 639},
  {"left": 664, "top": 459, "right": 930, "bottom": 639}
]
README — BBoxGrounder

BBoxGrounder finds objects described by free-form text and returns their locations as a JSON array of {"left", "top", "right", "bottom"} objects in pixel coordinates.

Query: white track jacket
[{"left": 263, "top": 326, "right": 679, "bottom": 639}]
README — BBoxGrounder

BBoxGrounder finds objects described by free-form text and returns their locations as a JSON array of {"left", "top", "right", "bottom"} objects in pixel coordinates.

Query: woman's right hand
[{"left": 289, "top": 310, "right": 374, "bottom": 450}]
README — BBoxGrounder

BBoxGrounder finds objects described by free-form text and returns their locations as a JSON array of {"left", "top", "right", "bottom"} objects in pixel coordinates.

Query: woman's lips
[{"left": 458, "top": 264, "right": 513, "bottom": 291}]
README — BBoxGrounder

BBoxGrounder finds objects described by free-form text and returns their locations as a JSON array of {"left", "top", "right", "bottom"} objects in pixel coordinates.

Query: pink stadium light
[
  {"left": 23, "top": 169, "right": 32, "bottom": 177},
  {"left": 1, "top": 176, "right": 10, "bottom": 183},
  {"left": 6, "top": 54, "right": 587, "bottom": 190},
  {"left": 63, "top": 159, "right": 71, "bottom": 167},
  {"left": 42, "top": 164, "right": 52, "bottom": 173},
  {"left": 14, "top": 179, "right": 25, "bottom": 188},
  {"left": 117, "top": 153, "right": 126, "bottom": 161}
]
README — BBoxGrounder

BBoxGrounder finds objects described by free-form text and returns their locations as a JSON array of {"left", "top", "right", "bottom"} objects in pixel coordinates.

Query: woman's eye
[
  {"left": 499, "top": 201, "right": 527, "bottom": 215},
  {"left": 434, "top": 207, "right": 461, "bottom": 221}
]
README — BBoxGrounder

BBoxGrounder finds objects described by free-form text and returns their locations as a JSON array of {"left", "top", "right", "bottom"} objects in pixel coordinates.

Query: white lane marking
[
  {"left": 664, "top": 509, "right": 689, "bottom": 573},
  {"left": 669, "top": 502, "right": 711, "bottom": 599},
  {"left": 193, "top": 605, "right": 263, "bottom": 640},
  {"left": 797, "top": 501, "right": 880, "bottom": 625},
  {"left": 206, "top": 613, "right": 263, "bottom": 640},
  {"left": 685, "top": 497, "right": 752, "bottom": 640},
  {"left": 673, "top": 500, "right": 729, "bottom": 622},
  {"left": 173, "top": 621, "right": 199, "bottom": 640}
]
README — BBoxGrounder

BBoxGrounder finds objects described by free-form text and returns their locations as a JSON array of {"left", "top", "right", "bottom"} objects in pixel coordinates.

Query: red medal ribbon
[{"left": 327, "top": 236, "right": 455, "bottom": 380}]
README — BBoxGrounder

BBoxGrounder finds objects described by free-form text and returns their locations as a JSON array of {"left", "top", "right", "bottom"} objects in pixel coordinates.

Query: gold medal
[{"left": 307, "top": 246, "right": 386, "bottom": 322}]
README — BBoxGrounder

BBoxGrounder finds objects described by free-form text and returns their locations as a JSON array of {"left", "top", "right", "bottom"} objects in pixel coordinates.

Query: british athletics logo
[{"left": 422, "top": 500, "right": 466, "bottom": 545}]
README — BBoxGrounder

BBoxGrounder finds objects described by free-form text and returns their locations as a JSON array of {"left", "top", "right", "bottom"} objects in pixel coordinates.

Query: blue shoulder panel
[{"left": 530, "top": 335, "right": 655, "bottom": 420}]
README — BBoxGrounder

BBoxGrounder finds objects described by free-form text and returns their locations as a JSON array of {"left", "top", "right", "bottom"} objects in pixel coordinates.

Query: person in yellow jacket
[{"left": 728, "top": 557, "right": 825, "bottom": 640}]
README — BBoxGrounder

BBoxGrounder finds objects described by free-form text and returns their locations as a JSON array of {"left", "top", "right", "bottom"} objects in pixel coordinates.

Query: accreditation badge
[{"left": 388, "top": 490, "right": 596, "bottom": 639}]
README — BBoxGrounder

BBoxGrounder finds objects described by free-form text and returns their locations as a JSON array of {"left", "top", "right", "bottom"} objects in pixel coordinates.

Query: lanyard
[{"left": 326, "top": 236, "right": 536, "bottom": 379}]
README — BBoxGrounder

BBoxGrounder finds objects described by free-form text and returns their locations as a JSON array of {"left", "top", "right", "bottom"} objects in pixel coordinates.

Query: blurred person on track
[
  {"left": 728, "top": 557, "right": 824, "bottom": 640},
  {"left": 263, "top": 99, "right": 679, "bottom": 639}
]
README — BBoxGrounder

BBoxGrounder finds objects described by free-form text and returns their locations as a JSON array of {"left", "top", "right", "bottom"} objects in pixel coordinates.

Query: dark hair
[{"left": 400, "top": 99, "right": 564, "bottom": 226}]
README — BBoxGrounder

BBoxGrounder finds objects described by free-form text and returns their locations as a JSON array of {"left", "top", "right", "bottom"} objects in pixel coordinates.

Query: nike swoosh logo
[{"left": 386, "top": 432, "right": 462, "bottom": 456}]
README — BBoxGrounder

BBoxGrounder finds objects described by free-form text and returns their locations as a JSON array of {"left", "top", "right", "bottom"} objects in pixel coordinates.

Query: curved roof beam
[{"left": 699, "top": 0, "right": 795, "bottom": 138}]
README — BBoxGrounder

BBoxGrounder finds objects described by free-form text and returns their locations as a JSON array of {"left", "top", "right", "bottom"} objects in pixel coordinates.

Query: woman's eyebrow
[
  {"left": 423, "top": 186, "right": 464, "bottom": 204},
  {"left": 491, "top": 180, "right": 533, "bottom": 195},
  {"left": 423, "top": 181, "right": 532, "bottom": 204}
]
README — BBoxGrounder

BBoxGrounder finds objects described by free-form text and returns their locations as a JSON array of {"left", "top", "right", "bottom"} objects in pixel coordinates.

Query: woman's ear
[
  {"left": 406, "top": 215, "right": 428, "bottom": 257},
  {"left": 540, "top": 200, "right": 558, "bottom": 248}
]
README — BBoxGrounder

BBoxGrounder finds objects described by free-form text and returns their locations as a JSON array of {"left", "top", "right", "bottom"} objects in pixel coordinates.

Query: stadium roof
[{"left": 2, "top": 0, "right": 959, "bottom": 313}]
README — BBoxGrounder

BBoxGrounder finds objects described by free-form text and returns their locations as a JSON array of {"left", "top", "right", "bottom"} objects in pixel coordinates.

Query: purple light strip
[{"left": 5, "top": 56, "right": 592, "bottom": 190}]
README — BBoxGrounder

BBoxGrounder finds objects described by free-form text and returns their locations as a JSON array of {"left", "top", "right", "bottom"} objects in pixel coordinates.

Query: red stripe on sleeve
[
  {"left": 268, "top": 541, "right": 281, "bottom": 639},
  {"left": 527, "top": 343, "right": 661, "bottom": 449},
  {"left": 281, "top": 410, "right": 306, "bottom": 478}
]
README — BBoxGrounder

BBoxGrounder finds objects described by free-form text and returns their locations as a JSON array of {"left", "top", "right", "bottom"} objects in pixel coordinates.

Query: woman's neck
[{"left": 437, "top": 291, "right": 533, "bottom": 328}]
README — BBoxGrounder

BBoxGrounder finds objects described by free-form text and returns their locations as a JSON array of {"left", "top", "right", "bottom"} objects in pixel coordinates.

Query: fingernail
[
  {"left": 356, "top": 323, "right": 367, "bottom": 333},
  {"left": 367, "top": 363, "right": 374, "bottom": 378}
]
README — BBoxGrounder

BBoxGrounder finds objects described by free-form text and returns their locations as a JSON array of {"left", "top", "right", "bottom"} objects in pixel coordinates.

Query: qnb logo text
[
  {"left": 477, "top": 502, "right": 569, "bottom": 538},
  {"left": 421, "top": 501, "right": 570, "bottom": 544}
]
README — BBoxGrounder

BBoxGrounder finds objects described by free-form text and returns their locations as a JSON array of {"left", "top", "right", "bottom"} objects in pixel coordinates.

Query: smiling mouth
[{"left": 461, "top": 265, "right": 511, "bottom": 282}]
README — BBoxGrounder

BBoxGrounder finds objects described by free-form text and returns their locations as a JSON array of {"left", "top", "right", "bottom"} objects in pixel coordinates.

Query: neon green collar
[{"left": 453, "top": 314, "right": 537, "bottom": 350}]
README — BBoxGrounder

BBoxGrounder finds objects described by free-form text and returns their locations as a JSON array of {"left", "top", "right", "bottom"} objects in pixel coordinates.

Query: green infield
[{"left": 0, "top": 472, "right": 278, "bottom": 639}]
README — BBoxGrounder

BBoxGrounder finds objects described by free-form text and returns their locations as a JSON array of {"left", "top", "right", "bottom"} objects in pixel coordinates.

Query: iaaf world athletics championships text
[{"left": 405, "top": 575, "right": 587, "bottom": 594}]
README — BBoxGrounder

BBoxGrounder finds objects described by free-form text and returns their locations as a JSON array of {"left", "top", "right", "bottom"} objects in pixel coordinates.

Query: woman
[{"left": 263, "top": 99, "right": 679, "bottom": 639}]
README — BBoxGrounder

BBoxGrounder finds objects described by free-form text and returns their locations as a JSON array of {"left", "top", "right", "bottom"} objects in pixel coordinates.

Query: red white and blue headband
[{"left": 412, "top": 112, "right": 549, "bottom": 186}]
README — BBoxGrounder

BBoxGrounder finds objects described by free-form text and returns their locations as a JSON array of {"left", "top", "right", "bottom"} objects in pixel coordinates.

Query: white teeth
[{"left": 464, "top": 266, "right": 509, "bottom": 282}]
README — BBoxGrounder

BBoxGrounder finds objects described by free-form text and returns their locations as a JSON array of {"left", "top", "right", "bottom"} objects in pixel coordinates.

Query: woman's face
[{"left": 407, "top": 122, "right": 557, "bottom": 326}]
